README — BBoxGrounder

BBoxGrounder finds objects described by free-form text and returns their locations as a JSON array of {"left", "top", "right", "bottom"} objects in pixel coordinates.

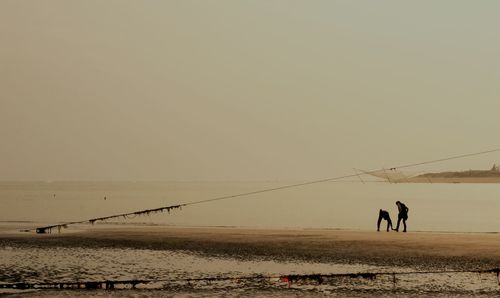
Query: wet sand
[{"left": 1, "top": 226, "right": 499, "bottom": 270}]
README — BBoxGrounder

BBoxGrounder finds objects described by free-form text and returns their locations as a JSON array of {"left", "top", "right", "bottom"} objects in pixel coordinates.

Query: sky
[{"left": 1, "top": 1, "right": 500, "bottom": 181}]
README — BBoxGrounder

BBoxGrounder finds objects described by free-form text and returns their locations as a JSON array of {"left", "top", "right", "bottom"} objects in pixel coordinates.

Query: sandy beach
[{"left": 2, "top": 226, "right": 499, "bottom": 270}]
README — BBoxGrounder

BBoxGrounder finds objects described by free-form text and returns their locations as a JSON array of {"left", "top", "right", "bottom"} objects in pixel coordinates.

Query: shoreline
[
  {"left": 2, "top": 221, "right": 499, "bottom": 234},
  {"left": 1, "top": 226, "right": 499, "bottom": 270}
]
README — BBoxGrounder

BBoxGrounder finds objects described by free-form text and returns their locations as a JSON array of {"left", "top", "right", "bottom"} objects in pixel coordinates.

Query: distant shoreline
[
  {"left": 397, "top": 177, "right": 500, "bottom": 183},
  {"left": 405, "top": 169, "right": 500, "bottom": 183}
]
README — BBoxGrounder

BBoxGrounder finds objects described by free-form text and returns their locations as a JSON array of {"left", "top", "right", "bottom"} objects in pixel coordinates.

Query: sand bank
[{"left": 1, "top": 226, "right": 499, "bottom": 270}]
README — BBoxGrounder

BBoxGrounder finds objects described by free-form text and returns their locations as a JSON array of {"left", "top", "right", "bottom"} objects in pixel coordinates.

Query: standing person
[
  {"left": 377, "top": 209, "right": 393, "bottom": 232},
  {"left": 394, "top": 201, "right": 409, "bottom": 232}
]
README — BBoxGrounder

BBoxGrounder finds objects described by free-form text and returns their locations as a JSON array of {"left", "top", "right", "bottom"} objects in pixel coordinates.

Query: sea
[
  {"left": 1, "top": 181, "right": 499, "bottom": 297},
  {"left": 1, "top": 180, "right": 499, "bottom": 232}
]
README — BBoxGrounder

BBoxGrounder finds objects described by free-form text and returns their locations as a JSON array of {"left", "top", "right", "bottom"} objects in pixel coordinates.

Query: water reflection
[{"left": 1, "top": 245, "right": 499, "bottom": 295}]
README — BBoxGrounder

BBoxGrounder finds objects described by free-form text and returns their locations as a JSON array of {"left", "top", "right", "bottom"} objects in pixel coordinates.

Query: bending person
[
  {"left": 394, "top": 201, "right": 409, "bottom": 232},
  {"left": 377, "top": 209, "right": 393, "bottom": 232}
]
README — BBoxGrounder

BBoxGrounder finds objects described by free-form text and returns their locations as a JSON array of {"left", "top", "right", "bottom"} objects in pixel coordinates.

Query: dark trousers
[
  {"left": 377, "top": 210, "right": 392, "bottom": 232},
  {"left": 395, "top": 214, "right": 407, "bottom": 232}
]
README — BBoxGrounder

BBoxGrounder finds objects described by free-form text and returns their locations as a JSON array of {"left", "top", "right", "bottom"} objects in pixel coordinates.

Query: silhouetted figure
[
  {"left": 377, "top": 209, "right": 393, "bottom": 232},
  {"left": 394, "top": 201, "right": 409, "bottom": 232}
]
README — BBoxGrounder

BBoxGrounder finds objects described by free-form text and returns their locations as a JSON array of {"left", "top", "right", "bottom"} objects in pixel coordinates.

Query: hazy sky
[{"left": 1, "top": 1, "right": 500, "bottom": 181}]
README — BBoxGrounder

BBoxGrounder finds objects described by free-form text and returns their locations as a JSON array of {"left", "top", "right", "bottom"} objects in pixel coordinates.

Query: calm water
[{"left": 0, "top": 181, "right": 499, "bottom": 232}]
